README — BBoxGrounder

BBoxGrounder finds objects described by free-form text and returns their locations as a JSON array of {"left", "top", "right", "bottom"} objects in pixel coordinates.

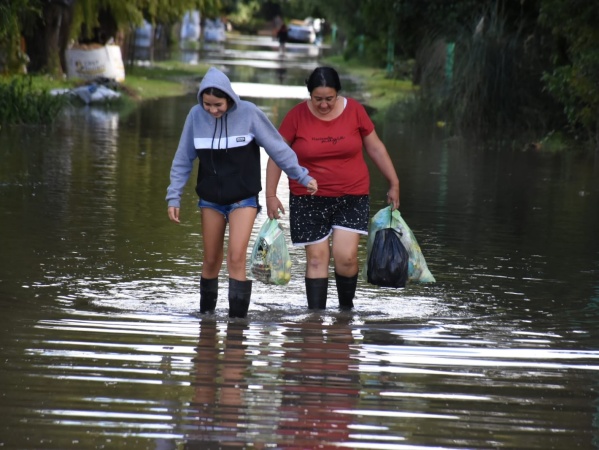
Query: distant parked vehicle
[
  {"left": 134, "top": 20, "right": 154, "bottom": 48},
  {"left": 181, "top": 11, "right": 201, "bottom": 43},
  {"left": 204, "top": 18, "right": 226, "bottom": 42},
  {"left": 287, "top": 19, "right": 316, "bottom": 44}
]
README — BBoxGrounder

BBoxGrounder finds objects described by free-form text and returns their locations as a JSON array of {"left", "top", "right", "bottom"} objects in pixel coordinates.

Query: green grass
[
  {"left": 0, "top": 60, "right": 211, "bottom": 125},
  {"left": 3, "top": 56, "right": 414, "bottom": 125},
  {"left": 15, "top": 56, "right": 414, "bottom": 107},
  {"left": 25, "top": 74, "right": 76, "bottom": 92},
  {"left": 323, "top": 55, "right": 416, "bottom": 112},
  {"left": 124, "top": 61, "right": 211, "bottom": 100},
  {"left": 124, "top": 58, "right": 416, "bottom": 111}
]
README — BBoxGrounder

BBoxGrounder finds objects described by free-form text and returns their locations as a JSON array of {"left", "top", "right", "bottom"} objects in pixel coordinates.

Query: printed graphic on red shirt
[{"left": 279, "top": 98, "right": 375, "bottom": 197}]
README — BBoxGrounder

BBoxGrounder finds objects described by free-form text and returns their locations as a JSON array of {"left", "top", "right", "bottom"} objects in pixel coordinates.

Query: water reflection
[
  {"left": 6, "top": 310, "right": 598, "bottom": 449},
  {"left": 1, "top": 34, "right": 599, "bottom": 449},
  {"left": 189, "top": 321, "right": 249, "bottom": 446},
  {"left": 186, "top": 319, "right": 360, "bottom": 447},
  {"left": 276, "top": 320, "right": 359, "bottom": 447}
]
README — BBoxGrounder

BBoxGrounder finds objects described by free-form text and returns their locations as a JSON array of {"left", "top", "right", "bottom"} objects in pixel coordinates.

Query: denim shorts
[
  {"left": 289, "top": 194, "right": 369, "bottom": 245},
  {"left": 198, "top": 195, "right": 261, "bottom": 222}
]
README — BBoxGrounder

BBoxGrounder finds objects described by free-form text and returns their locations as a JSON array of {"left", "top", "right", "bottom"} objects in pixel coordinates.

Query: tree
[
  {"left": 300, "top": 0, "right": 484, "bottom": 64},
  {"left": 16, "top": 0, "right": 222, "bottom": 76},
  {"left": 23, "top": 0, "right": 75, "bottom": 75},
  {"left": 539, "top": 0, "right": 599, "bottom": 146},
  {"left": 0, "top": 0, "right": 38, "bottom": 74}
]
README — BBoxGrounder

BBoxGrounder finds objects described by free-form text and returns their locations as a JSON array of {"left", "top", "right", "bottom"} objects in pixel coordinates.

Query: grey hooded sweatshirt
[{"left": 166, "top": 67, "right": 313, "bottom": 208}]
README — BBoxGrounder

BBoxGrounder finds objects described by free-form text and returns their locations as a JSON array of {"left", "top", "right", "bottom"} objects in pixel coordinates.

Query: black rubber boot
[
  {"left": 305, "top": 277, "right": 328, "bottom": 310},
  {"left": 228, "top": 278, "right": 252, "bottom": 318},
  {"left": 199, "top": 277, "right": 219, "bottom": 314},
  {"left": 335, "top": 272, "right": 358, "bottom": 310}
]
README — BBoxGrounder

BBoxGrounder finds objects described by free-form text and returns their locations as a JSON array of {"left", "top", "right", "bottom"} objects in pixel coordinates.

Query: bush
[
  {"left": 414, "top": 10, "right": 561, "bottom": 140},
  {"left": 0, "top": 76, "right": 66, "bottom": 125}
]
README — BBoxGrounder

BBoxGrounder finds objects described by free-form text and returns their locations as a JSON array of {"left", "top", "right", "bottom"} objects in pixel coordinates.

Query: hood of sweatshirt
[{"left": 197, "top": 67, "right": 240, "bottom": 110}]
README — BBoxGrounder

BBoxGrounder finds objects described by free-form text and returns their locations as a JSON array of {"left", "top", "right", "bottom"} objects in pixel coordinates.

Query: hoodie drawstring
[
  {"left": 217, "top": 116, "right": 224, "bottom": 149},
  {"left": 209, "top": 114, "right": 230, "bottom": 174},
  {"left": 224, "top": 114, "right": 229, "bottom": 152},
  {"left": 210, "top": 118, "right": 218, "bottom": 174}
]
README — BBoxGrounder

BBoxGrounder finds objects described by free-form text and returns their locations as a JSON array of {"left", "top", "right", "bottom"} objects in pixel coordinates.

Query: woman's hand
[
  {"left": 168, "top": 206, "right": 180, "bottom": 223},
  {"left": 307, "top": 179, "right": 318, "bottom": 195},
  {"left": 266, "top": 196, "right": 285, "bottom": 219},
  {"left": 386, "top": 185, "right": 400, "bottom": 210}
]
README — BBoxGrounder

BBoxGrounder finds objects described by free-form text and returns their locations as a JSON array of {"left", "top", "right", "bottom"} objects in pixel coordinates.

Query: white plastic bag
[{"left": 250, "top": 219, "right": 292, "bottom": 285}]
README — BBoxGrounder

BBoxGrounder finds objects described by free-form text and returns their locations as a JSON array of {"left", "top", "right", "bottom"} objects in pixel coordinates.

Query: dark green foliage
[
  {"left": 407, "top": 3, "right": 561, "bottom": 139},
  {"left": 0, "top": 77, "right": 66, "bottom": 125},
  {"left": 443, "top": 12, "right": 559, "bottom": 137},
  {"left": 0, "top": 0, "right": 39, "bottom": 74},
  {"left": 2, "top": 0, "right": 598, "bottom": 146},
  {"left": 539, "top": 0, "right": 599, "bottom": 146}
]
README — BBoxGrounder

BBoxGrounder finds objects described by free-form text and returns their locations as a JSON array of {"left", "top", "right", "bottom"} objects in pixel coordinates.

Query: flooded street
[{"left": 2, "top": 34, "right": 599, "bottom": 449}]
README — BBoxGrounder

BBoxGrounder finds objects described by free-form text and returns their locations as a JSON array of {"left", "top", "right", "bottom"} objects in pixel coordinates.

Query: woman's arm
[
  {"left": 363, "top": 129, "right": 400, "bottom": 210},
  {"left": 265, "top": 157, "right": 285, "bottom": 219},
  {"left": 252, "top": 106, "right": 314, "bottom": 188},
  {"left": 166, "top": 112, "right": 197, "bottom": 222}
]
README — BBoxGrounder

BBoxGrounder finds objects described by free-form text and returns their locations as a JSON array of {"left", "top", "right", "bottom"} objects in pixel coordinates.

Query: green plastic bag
[
  {"left": 250, "top": 218, "right": 292, "bottom": 285},
  {"left": 363, "top": 206, "right": 435, "bottom": 284}
]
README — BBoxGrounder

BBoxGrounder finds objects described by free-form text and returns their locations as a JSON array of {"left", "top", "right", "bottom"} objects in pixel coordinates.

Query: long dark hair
[{"left": 305, "top": 67, "right": 342, "bottom": 93}]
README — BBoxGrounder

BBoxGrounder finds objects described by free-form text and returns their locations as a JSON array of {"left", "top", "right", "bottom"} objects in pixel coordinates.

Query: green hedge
[{"left": 0, "top": 76, "right": 66, "bottom": 125}]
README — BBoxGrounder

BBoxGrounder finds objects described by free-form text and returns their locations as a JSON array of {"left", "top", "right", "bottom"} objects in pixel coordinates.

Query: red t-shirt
[{"left": 279, "top": 97, "right": 375, "bottom": 197}]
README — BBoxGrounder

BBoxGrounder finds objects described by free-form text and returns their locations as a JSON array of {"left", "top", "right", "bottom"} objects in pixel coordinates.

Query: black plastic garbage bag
[
  {"left": 367, "top": 228, "right": 409, "bottom": 288},
  {"left": 362, "top": 206, "right": 435, "bottom": 284}
]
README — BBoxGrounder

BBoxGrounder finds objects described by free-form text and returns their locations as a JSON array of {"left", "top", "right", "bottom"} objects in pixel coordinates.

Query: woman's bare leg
[
  {"left": 226, "top": 207, "right": 258, "bottom": 280},
  {"left": 200, "top": 208, "right": 226, "bottom": 279}
]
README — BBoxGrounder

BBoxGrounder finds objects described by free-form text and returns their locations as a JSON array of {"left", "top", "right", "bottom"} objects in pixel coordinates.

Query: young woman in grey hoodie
[{"left": 166, "top": 67, "right": 318, "bottom": 318}]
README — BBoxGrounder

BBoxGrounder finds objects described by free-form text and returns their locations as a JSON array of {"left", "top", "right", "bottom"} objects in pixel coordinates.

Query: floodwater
[{"left": 1, "top": 34, "right": 599, "bottom": 450}]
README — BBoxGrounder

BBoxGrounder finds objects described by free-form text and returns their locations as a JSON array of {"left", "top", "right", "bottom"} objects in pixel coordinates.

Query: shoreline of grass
[
  {"left": 7, "top": 55, "right": 410, "bottom": 111},
  {"left": 123, "top": 61, "right": 212, "bottom": 100},
  {"left": 4, "top": 60, "right": 575, "bottom": 152},
  {"left": 321, "top": 55, "right": 416, "bottom": 114},
  {"left": 123, "top": 57, "right": 416, "bottom": 112},
  {"left": 3, "top": 55, "right": 415, "bottom": 127}
]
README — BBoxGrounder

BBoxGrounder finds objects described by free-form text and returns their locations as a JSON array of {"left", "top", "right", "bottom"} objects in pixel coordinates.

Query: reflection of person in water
[
  {"left": 186, "top": 321, "right": 250, "bottom": 447},
  {"left": 185, "top": 319, "right": 360, "bottom": 448},
  {"left": 276, "top": 67, "right": 287, "bottom": 84},
  {"left": 276, "top": 319, "right": 360, "bottom": 446}
]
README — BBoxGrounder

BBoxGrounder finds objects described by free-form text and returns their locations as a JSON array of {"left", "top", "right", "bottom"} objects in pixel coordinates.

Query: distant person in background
[
  {"left": 265, "top": 66, "right": 400, "bottom": 311},
  {"left": 272, "top": 14, "right": 283, "bottom": 40},
  {"left": 277, "top": 23, "right": 289, "bottom": 55},
  {"left": 313, "top": 18, "right": 323, "bottom": 45}
]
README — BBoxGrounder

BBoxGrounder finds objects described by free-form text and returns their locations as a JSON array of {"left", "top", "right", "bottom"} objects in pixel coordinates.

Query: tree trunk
[{"left": 24, "top": 0, "right": 74, "bottom": 75}]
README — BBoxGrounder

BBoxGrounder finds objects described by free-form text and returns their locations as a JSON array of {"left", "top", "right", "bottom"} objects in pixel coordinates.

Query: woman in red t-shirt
[{"left": 266, "top": 66, "right": 400, "bottom": 310}]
